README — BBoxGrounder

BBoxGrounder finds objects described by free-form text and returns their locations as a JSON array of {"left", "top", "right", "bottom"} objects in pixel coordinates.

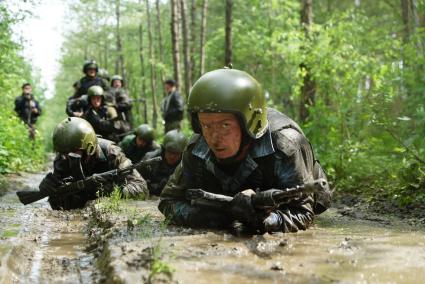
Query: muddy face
[{"left": 198, "top": 112, "right": 242, "bottom": 159}]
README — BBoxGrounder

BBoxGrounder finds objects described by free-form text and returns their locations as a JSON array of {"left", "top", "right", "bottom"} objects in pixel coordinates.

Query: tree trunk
[
  {"left": 299, "top": 0, "right": 315, "bottom": 122},
  {"left": 155, "top": 0, "right": 166, "bottom": 90},
  {"left": 180, "top": 0, "right": 191, "bottom": 96},
  {"left": 224, "top": 0, "right": 233, "bottom": 66},
  {"left": 170, "top": 0, "right": 181, "bottom": 90},
  {"left": 401, "top": 0, "right": 413, "bottom": 43},
  {"left": 139, "top": 0, "right": 148, "bottom": 124},
  {"left": 146, "top": 0, "right": 158, "bottom": 129},
  {"left": 190, "top": 0, "right": 197, "bottom": 81},
  {"left": 115, "top": 0, "right": 125, "bottom": 80},
  {"left": 199, "top": 0, "right": 208, "bottom": 76}
]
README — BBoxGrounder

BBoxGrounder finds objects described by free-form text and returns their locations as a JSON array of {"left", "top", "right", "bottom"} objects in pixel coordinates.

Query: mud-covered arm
[
  {"left": 270, "top": 129, "right": 316, "bottom": 233},
  {"left": 109, "top": 144, "right": 149, "bottom": 199},
  {"left": 159, "top": 150, "right": 229, "bottom": 228}
]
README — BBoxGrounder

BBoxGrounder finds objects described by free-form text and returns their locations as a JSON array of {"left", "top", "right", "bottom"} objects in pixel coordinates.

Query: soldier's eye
[
  {"left": 201, "top": 124, "right": 209, "bottom": 129},
  {"left": 222, "top": 123, "right": 229, "bottom": 129}
]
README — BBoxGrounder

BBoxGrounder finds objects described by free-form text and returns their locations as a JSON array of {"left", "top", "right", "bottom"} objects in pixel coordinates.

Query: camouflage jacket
[
  {"left": 84, "top": 106, "right": 127, "bottom": 142},
  {"left": 138, "top": 148, "right": 178, "bottom": 196},
  {"left": 48, "top": 138, "right": 148, "bottom": 210},
  {"left": 105, "top": 88, "right": 132, "bottom": 113},
  {"left": 118, "top": 134, "right": 161, "bottom": 164},
  {"left": 159, "top": 108, "right": 331, "bottom": 233}
]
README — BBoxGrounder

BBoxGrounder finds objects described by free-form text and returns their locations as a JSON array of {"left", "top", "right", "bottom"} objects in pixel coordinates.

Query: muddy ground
[{"left": 1, "top": 171, "right": 425, "bottom": 284}]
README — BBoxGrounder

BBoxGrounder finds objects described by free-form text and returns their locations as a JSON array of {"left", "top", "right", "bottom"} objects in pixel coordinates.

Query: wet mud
[
  {"left": 1, "top": 171, "right": 425, "bottom": 283},
  {"left": 0, "top": 172, "right": 96, "bottom": 284}
]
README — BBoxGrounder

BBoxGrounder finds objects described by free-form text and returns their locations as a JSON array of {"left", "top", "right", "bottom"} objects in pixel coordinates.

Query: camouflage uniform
[
  {"left": 83, "top": 86, "right": 129, "bottom": 142},
  {"left": 105, "top": 87, "right": 133, "bottom": 126},
  {"left": 48, "top": 138, "right": 147, "bottom": 210},
  {"left": 40, "top": 117, "right": 147, "bottom": 210},
  {"left": 137, "top": 148, "right": 177, "bottom": 196},
  {"left": 159, "top": 108, "right": 330, "bottom": 232},
  {"left": 119, "top": 134, "right": 160, "bottom": 164},
  {"left": 159, "top": 68, "right": 331, "bottom": 233}
]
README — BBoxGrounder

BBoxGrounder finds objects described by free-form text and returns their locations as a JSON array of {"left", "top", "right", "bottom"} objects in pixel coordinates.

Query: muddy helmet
[
  {"left": 87, "top": 85, "right": 104, "bottom": 99},
  {"left": 98, "top": 68, "right": 110, "bottom": 81},
  {"left": 163, "top": 130, "right": 187, "bottom": 153},
  {"left": 111, "top": 75, "right": 124, "bottom": 86},
  {"left": 53, "top": 117, "right": 98, "bottom": 156},
  {"left": 134, "top": 124, "right": 156, "bottom": 143},
  {"left": 188, "top": 68, "right": 267, "bottom": 139},
  {"left": 83, "top": 60, "right": 98, "bottom": 73}
]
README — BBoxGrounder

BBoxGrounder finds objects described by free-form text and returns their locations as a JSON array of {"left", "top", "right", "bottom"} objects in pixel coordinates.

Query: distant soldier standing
[
  {"left": 14, "top": 83, "right": 42, "bottom": 139},
  {"left": 160, "top": 79, "right": 184, "bottom": 132},
  {"left": 119, "top": 124, "right": 160, "bottom": 163},
  {"left": 138, "top": 130, "right": 187, "bottom": 196},
  {"left": 39, "top": 117, "right": 147, "bottom": 210}
]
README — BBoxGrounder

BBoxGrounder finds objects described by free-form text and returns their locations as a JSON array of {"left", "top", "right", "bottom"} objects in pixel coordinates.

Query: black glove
[
  {"left": 230, "top": 189, "right": 258, "bottom": 226},
  {"left": 39, "top": 173, "right": 63, "bottom": 195},
  {"left": 90, "top": 174, "right": 114, "bottom": 194},
  {"left": 263, "top": 212, "right": 283, "bottom": 233}
]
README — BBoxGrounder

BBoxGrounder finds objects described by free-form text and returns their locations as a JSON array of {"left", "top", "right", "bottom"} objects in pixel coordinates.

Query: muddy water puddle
[
  {"left": 165, "top": 210, "right": 425, "bottom": 284},
  {"left": 0, "top": 172, "right": 95, "bottom": 284}
]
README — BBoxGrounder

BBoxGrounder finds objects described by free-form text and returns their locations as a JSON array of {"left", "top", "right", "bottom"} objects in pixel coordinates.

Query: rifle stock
[{"left": 16, "top": 156, "right": 162, "bottom": 205}]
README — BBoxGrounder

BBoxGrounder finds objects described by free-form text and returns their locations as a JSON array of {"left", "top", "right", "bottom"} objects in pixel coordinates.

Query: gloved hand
[
  {"left": 230, "top": 189, "right": 258, "bottom": 226},
  {"left": 39, "top": 173, "right": 63, "bottom": 195},
  {"left": 90, "top": 174, "right": 114, "bottom": 194},
  {"left": 263, "top": 212, "right": 283, "bottom": 233}
]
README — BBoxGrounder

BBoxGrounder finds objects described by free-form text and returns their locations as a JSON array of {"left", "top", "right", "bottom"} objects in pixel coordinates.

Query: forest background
[{"left": 1, "top": 0, "right": 424, "bottom": 206}]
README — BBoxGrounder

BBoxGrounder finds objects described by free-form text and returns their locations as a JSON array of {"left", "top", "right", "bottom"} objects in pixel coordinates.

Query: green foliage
[{"left": 0, "top": 5, "right": 45, "bottom": 173}]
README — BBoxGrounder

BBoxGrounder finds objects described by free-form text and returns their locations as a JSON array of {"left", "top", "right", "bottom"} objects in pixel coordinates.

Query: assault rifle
[
  {"left": 16, "top": 156, "right": 162, "bottom": 205},
  {"left": 185, "top": 179, "right": 328, "bottom": 210}
]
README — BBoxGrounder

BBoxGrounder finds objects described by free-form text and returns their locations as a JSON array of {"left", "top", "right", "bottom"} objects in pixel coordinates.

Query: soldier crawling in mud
[
  {"left": 38, "top": 117, "right": 147, "bottom": 210},
  {"left": 14, "top": 83, "right": 42, "bottom": 139},
  {"left": 138, "top": 130, "right": 187, "bottom": 196},
  {"left": 159, "top": 68, "right": 331, "bottom": 234},
  {"left": 84, "top": 86, "right": 130, "bottom": 142},
  {"left": 119, "top": 124, "right": 160, "bottom": 163},
  {"left": 66, "top": 60, "right": 109, "bottom": 117}
]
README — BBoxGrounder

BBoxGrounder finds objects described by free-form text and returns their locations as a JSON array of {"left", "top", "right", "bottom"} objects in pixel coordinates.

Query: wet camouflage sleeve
[
  {"left": 159, "top": 150, "right": 230, "bottom": 228},
  {"left": 271, "top": 128, "right": 316, "bottom": 233},
  {"left": 107, "top": 144, "right": 149, "bottom": 198}
]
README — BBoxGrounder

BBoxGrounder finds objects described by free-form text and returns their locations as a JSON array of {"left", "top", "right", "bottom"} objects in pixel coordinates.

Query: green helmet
[
  {"left": 134, "top": 124, "right": 156, "bottom": 143},
  {"left": 87, "top": 85, "right": 104, "bottom": 99},
  {"left": 53, "top": 117, "right": 98, "bottom": 156},
  {"left": 111, "top": 75, "right": 124, "bottom": 87},
  {"left": 83, "top": 60, "right": 98, "bottom": 73},
  {"left": 98, "top": 68, "right": 110, "bottom": 81},
  {"left": 163, "top": 130, "right": 187, "bottom": 153},
  {"left": 188, "top": 68, "right": 267, "bottom": 139}
]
